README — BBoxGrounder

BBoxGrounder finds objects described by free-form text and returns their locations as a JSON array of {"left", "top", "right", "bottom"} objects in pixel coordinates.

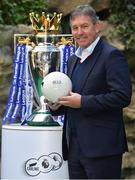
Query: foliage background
[
  {"left": 108, "top": 0, "right": 135, "bottom": 50},
  {"left": 0, "top": 0, "right": 48, "bottom": 25}
]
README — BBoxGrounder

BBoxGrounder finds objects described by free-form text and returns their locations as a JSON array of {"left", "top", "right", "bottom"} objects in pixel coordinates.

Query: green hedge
[
  {"left": 0, "top": 0, "right": 48, "bottom": 25},
  {"left": 108, "top": 0, "right": 135, "bottom": 50}
]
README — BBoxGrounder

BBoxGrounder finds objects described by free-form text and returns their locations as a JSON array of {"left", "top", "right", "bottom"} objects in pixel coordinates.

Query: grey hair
[{"left": 70, "top": 5, "right": 99, "bottom": 24}]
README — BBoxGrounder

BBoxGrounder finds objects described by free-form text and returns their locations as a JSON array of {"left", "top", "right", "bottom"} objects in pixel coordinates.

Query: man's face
[{"left": 70, "top": 14, "right": 100, "bottom": 48}]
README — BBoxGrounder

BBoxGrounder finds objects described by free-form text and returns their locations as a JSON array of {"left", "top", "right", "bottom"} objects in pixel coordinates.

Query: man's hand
[
  {"left": 58, "top": 91, "right": 81, "bottom": 108},
  {"left": 45, "top": 99, "right": 61, "bottom": 111}
]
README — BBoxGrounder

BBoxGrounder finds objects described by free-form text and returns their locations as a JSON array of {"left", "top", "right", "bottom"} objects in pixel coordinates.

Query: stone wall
[{"left": 48, "top": 0, "right": 111, "bottom": 15}]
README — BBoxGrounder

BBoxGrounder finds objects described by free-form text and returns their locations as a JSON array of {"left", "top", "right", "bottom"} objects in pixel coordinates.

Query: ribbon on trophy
[
  {"left": 59, "top": 44, "right": 75, "bottom": 74},
  {"left": 20, "top": 45, "right": 33, "bottom": 125},
  {"left": 2, "top": 44, "right": 22, "bottom": 124},
  {"left": 2, "top": 44, "right": 33, "bottom": 125},
  {"left": 10, "top": 45, "right": 26, "bottom": 124},
  {"left": 56, "top": 44, "right": 76, "bottom": 125}
]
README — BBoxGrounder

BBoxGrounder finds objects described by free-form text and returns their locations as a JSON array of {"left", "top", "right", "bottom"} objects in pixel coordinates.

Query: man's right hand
[{"left": 45, "top": 99, "right": 61, "bottom": 111}]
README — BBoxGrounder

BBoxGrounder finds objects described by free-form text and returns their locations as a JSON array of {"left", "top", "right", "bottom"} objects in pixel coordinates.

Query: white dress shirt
[{"left": 75, "top": 36, "right": 100, "bottom": 63}]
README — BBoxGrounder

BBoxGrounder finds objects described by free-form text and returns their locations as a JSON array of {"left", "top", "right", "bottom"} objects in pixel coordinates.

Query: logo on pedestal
[{"left": 25, "top": 152, "right": 63, "bottom": 176}]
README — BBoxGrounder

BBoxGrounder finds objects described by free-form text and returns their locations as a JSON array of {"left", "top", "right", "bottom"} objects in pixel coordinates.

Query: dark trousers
[{"left": 68, "top": 133, "right": 122, "bottom": 179}]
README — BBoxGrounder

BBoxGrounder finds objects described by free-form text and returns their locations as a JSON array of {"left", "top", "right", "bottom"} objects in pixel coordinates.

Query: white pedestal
[{"left": 1, "top": 124, "right": 69, "bottom": 179}]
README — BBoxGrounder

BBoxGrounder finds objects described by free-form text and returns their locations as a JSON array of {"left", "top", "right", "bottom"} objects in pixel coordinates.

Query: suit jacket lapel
[
  {"left": 67, "top": 39, "right": 103, "bottom": 92},
  {"left": 67, "top": 54, "right": 78, "bottom": 78},
  {"left": 79, "top": 39, "right": 103, "bottom": 92}
]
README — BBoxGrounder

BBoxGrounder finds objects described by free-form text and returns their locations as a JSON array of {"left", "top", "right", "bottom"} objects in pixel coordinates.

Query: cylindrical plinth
[{"left": 1, "top": 124, "right": 69, "bottom": 179}]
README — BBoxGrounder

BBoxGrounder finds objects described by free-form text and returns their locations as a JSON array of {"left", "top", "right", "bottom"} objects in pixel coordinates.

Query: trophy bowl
[{"left": 27, "top": 35, "right": 61, "bottom": 126}]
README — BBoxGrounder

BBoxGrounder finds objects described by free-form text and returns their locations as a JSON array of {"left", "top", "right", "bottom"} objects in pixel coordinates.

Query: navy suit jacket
[{"left": 53, "top": 38, "right": 132, "bottom": 160}]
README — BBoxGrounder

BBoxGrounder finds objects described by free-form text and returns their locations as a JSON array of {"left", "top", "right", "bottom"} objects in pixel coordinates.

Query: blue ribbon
[
  {"left": 9, "top": 45, "right": 26, "bottom": 124},
  {"left": 62, "top": 45, "right": 70, "bottom": 73},
  {"left": 20, "top": 45, "right": 33, "bottom": 125},
  {"left": 2, "top": 44, "right": 22, "bottom": 125},
  {"left": 61, "top": 45, "right": 76, "bottom": 74},
  {"left": 2, "top": 44, "right": 33, "bottom": 125},
  {"left": 20, "top": 87, "right": 26, "bottom": 123}
]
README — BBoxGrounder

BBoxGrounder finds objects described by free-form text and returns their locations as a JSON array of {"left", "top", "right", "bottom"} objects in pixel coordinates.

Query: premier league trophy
[
  {"left": 26, "top": 12, "right": 62, "bottom": 126},
  {"left": 2, "top": 12, "right": 75, "bottom": 126}
]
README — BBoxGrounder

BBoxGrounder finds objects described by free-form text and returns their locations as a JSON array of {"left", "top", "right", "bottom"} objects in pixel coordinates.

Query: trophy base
[
  {"left": 26, "top": 110, "right": 60, "bottom": 126},
  {"left": 27, "top": 120, "right": 60, "bottom": 126}
]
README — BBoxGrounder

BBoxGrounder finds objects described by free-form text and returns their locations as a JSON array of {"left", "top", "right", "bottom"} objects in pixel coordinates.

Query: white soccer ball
[{"left": 41, "top": 72, "right": 72, "bottom": 102}]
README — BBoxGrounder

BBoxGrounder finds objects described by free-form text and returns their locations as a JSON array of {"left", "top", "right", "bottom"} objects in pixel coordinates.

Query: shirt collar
[{"left": 75, "top": 36, "right": 100, "bottom": 59}]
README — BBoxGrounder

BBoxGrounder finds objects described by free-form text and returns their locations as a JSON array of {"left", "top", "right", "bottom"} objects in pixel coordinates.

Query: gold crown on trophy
[{"left": 29, "top": 12, "right": 62, "bottom": 34}]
